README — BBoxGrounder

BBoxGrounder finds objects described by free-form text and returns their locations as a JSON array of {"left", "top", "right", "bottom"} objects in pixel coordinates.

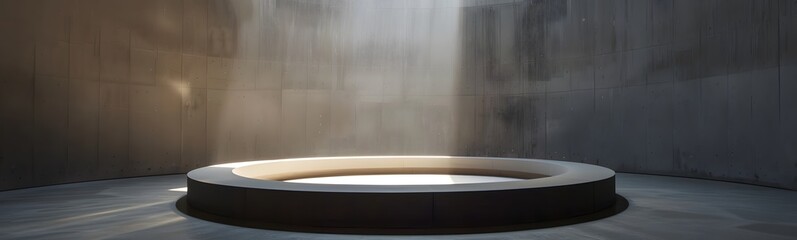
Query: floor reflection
[{"left": 284, "top": 174, "right": 520, "bottom": 185}]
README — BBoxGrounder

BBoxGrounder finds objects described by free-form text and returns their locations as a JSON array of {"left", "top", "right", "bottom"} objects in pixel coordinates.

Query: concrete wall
[
  {"left": 0, "top": 0, "right": 795, "bottom": 190},
  {"left": 465, "top": 0, "right": 797, "bottom": 190}
]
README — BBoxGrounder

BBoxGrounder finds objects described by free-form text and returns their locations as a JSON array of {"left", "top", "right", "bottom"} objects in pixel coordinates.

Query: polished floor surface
[{"left": 1, "top": 173, "right": 796, "bottom": 240}]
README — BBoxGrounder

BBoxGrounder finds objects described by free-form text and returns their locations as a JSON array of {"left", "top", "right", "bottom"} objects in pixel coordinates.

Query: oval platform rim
[{"left": 187, "top": 156, "right": 615, "bottom": 193}]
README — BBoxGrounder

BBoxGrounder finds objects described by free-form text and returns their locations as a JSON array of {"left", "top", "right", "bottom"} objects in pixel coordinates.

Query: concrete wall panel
[
  {"left": 183, "top": 55, "right": 207, "bottom": 88},
  {"left": 522, "top": 94, "right": 546, "bottom": 159},
  {"left": 593, "top": 0, "right": 626, "bottom": 55},
  {"left": 129, "top": 85, "right": 162, "bottom": 174},
  {"left": 569, "top": 90, "right": 595, "bottom": 163},
  {"left": 595, "top": 53, "right": 623, "bottom": 88},
  {"left": 330, "top": 91, "right": 355, "bottom": 155},
  {"left": 698, "top": 76, "right": 729, "bottom": 178},
  {"left": 727, "top": 72, "right": 755, "bottom": 180},
  {"left": 645, "top": 82, "right": 674, "bottom": 172},
  {"left": 593, "top": 88, "right": 623, "bottom": 169},
  {"left": 207, "top": 90, "right": 257, "bottom": 163},
  {"left": 67, "top": 79, "right": 99, "bottom": 181},
  {"left": 617, "top": 86, "right": 647, "bottom": 172},
  {"left": 69, "top": 43, "right": 100, "bottom": 81},
  {"left": 781, "top": 0, "right": 797, "bottom": 187},
  {"left": 35, "top": 41, "right": 69, "bottom": 78},
  {"left": 0, "top": 37, "right": 35, "bottom": 189},
  {"left": 545, "top": 92, "right": 570, "bottom": 161},
  {"left": 306, "top": 90, "right": 332, "bottom": 156},
  {"left": 252, "top": 90, "right": 281, "bottom": 159},
  {"left": 181, "top": 88, "right": 208, "bottom": 169},
  {"left": 70, "top": 0, "right": 100, "bottom": 45},
  {"left": 130, "top": 49, "right": 157, "bottom": 85},
  {"left": 32, "top": 77, "right": 69, "bottom": 185},
  {"left": 183, "top": 0, "right": 208, "bottom": 55},
  {"left": 625, "top": 0, "right": 652, "bottom": 50},
  {"left": 98, "top": 26, "right": 131, "bottom": 83},
  {"left": 354, "top": 95, "right": 383, "bottom": 155},
  {"left": 280, "top": 90, "right": 306, "bottom": 157},
  {"left": 750, "top": 69, "right": 783, "bottom": 185},
  {"left": 672, "top": 79, "right": 701, "bottom": 174},
  {"left": 98, "top": 83, "right": 129, "bottom": 178}
]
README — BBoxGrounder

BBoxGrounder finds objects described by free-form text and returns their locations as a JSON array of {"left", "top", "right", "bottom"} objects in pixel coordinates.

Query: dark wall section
[
  {"left": 463, "top": 0, "right": 797, "bottom": 189},
  {"left": 1, "top": 0, "right": 795, "bottom": 190}
]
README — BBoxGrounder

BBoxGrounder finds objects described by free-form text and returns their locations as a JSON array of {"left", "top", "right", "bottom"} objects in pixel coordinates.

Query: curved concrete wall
[{"left": 1, "top": 0, "right": 795, "bottom": 190}]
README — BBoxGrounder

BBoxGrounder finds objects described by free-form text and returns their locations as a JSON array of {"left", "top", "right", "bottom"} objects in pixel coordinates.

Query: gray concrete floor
[{"left": 1, "top": 173, "right": 796, "bottom": 240}]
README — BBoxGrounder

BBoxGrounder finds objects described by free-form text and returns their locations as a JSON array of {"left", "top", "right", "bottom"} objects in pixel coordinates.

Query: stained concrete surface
[
  {"left": 1, "top": 0, "right": 796, "bottom": 191},
  {"left": 1, "top": 173, "right": 796, "bottom": 240}
]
